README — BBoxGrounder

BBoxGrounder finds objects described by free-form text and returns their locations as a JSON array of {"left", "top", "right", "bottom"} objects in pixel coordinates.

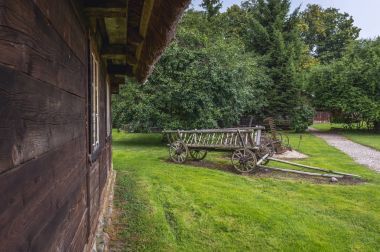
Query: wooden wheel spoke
[
  {"left": 231, "top": 148, "right": 257, "bottom": 173},
  {"left": 169, "top": 141, "right": 188, "bottom": 163}
]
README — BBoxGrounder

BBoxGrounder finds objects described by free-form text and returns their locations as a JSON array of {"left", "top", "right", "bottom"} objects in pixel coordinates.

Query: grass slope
[
  {"left": 312, "top": 123, "right": 380, "bottom": 151},
  {"left": 111, "top": 131, "right": 380, "bottom": 252}
]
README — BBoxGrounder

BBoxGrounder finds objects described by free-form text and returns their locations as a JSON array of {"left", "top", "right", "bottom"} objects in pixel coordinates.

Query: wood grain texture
[
  {"left": 0, "top": 1, "right": 113, "bottom": 251},
  {"left": 30, "top": 179, "right": 87, "bottom": 252},
  {"left": 88, "top": 159, "right": 100, "bottom": 238},
  {"left": 0, "top": 136, "right": 86, "bottom": 251},
  {"left": 0, "top": 64, "right": 85, "bottom": 173},
  {"left": 0, "top": 0, "right": 86, "bottom": 96},
  {"left": 69, "top": 210, "right": 89, "bottom": 252},
  {"left": 33, "top": 0, "right": 87, "bottom": 64}
]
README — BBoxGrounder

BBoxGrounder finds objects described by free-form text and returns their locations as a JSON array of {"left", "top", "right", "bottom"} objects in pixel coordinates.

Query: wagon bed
[
  {"left": 163, "top": 127, "right": 272, "bottom": 173},
  {"left": 163, "top": 127, "right": 265, "bottom": 150},
  {"left": 162, "top": 127, "right": 360, "bottom": 179}
]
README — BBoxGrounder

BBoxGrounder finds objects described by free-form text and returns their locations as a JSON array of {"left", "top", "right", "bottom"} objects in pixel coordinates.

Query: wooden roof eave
[{"left": 84, "top": 0, "right": 191, "bottom": 88}]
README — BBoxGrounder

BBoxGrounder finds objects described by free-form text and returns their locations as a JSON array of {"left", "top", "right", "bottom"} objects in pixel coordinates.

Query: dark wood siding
[{"left": 0, "top": 0, "right": 112, "bottom": 251}]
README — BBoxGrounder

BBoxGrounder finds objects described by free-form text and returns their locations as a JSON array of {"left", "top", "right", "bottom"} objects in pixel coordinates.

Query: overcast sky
[{"left": 190, "top": 0, "right": 380, "bottom": 39}]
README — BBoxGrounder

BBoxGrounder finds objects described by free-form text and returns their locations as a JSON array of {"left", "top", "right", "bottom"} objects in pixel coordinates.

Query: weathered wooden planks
[
  {"left": 0, "top": 0, "right": 86, "bottom": 96},
  {"left": 0, "top": 136, "right": 86, "bottom": 251},
  {"left": 69, "top": 210, "right": 89, "bottom": 252},
  {"left": 0, "top": 1, "right": 113, "bottom": 251},
  {"left": 0, "top": 64, "right": 85, "bottom": 172},
  {"left": 88, "top": 159, "right": 100, "bottom": 239},
  {"left": 33, "top": 0, "right": 87, "bottom": 64}
]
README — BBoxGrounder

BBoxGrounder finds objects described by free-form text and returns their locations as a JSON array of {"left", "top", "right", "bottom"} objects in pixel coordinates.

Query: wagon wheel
[
  {"left": 169, "top": 141, "right": 189, "bottom": 163},
  {"left": 231, "top": 148, "right": 257, "bottom": 173},
  {"left": 257, "top": 145, "right": 274, "bottom": 165},
  {"left": 190, "top": 149, "right": 208, "bottom": 161}
]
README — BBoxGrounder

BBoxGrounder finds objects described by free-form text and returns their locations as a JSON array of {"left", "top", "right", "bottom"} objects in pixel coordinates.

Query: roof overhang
[{"left": 83, "top": 0, "right": 190, "bottom": 87}]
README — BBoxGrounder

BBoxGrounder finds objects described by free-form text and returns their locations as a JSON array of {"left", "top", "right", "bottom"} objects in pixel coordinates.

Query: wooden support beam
[
  {"left": 108, "top": 64, "right": 133, "bottom": 76},
  {"left": 85, "top": 8, "right": 127, "bottom": 18},
  {"left": 101, "top": 45, "right": 138, "bottom": 65},
  {"left": 110, "top": 82, "right": 120, "bottom": 94},
  {"left": 134, "top": 0, "right": 155, "bottom": 74},
  {"left": 127, "top": 28, "right": 144, "bottom": 46},
  {"left": 84, "top": 1, "right": 127, "bottom": 17},
  {"left": 110, "top": 76, "right": 125, "bottom": 84},
  {"left": 97, "top": 19, "right": 109, "bottom": 46}
]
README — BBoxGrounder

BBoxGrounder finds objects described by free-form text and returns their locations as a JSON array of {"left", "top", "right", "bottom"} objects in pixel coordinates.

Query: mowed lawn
[
  {"left": 312, "top": 123, "right": 380, "bottom": 151},
  {"left": 111, "top": 131, "right": 380, "bottom": 251}
]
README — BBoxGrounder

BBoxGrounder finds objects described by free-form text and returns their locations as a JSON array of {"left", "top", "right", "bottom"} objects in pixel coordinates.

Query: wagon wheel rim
[
  {"left": 169, "top": 141, "right": 188, "bottom": 163},
  {"left": 190, "top": 149, "right": 208, "bottom": 161},
  {"left": 231, "top": 148, "right": 257, "bottom": 173}
]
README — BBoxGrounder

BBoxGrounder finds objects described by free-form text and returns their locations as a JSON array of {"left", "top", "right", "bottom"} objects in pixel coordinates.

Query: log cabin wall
[{"left": 0, "top": 0, "right": 112, "bottom": 251}]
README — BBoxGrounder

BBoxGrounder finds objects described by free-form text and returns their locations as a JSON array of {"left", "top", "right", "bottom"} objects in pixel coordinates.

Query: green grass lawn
[
  {"left": 312, "top": 123, "right": 380, "bottom": 151},
  {"left": 111, "top": 131, "right": 380, "bottom": 252}
]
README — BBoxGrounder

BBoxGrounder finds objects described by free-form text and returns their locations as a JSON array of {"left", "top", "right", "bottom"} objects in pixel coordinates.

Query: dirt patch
[
  {"left": 167, "top": 159, "right": 364, "bottom": 185},
  {"left": 274, "top": 150, "right": 308, "bottom": 160}
]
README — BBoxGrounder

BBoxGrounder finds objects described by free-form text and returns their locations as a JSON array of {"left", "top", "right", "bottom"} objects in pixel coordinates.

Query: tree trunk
[{"left": 374, "top": 121, "right": 380, "bottom": 133}]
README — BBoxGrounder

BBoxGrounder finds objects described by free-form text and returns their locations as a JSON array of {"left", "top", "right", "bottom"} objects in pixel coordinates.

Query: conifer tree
[{"left": 242, "top": 0, "right": 305, "bottom": 118}]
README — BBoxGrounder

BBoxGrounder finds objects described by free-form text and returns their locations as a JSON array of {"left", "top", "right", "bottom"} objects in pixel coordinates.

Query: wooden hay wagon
[
  {"left": 163, "top": 127, "right": 274, "bottom": 173},
  {"left": 163, "top": 127, "right": 361, "bottom": 180}
]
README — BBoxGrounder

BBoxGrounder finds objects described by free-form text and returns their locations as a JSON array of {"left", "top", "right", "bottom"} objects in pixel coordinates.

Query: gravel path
[{"left": 310, "top": 129, "right": 380, "bottom": 172}]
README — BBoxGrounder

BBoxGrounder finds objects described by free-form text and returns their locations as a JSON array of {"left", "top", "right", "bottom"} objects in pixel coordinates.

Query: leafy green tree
[
  {"left": 307, "top": 38, "right": 380, "bottom": 131},
  {"left": 216, "top": 5, "right": 251, "bottom": 40},
  {"left": 112, "top": 12, "right": 272, "bottom": 131},
  {"left": 200, "top": 0, "right": 222, "bottom": 19},
  {"left": 300, "top": 4, "right": 361, "bottom": 62}
]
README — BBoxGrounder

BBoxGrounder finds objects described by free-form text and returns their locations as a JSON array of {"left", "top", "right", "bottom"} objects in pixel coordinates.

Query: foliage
[
  {"left": 300, "top": 4, "right": 361, "bottom": 62},
  {"left": 200, "top": 0, "right": 222, "bottom": 19},
  {"left": 307, "top": 38, "right": 380, "bottom": 130},
  {"left": 239, "top": 0, "right": 307, "bottom": 117},
  {"left": 291, "top": 104, "right": 315, "bottom": 132},
  {"left": 112, "top": 1, "right": 376, "bottom": 133},
  {"left": 111, "top": 132, "right": 380, "bottom": 251},
  {"left": 112, "top": 12, "right": 272, "bottom": 131}
]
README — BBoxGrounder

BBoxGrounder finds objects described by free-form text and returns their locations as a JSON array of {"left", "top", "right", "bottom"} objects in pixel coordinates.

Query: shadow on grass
[{"left": 113, "top": 134, "right": 164, "bottom": 148}]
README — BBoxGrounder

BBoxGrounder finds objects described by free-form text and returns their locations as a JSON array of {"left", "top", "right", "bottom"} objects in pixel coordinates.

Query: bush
[{"left": 291, "top": 105, "right": 315, "bottom": 132}]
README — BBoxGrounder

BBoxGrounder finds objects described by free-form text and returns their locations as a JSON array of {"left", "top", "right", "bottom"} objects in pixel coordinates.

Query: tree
[
  {"left": 240, "top": 0, "right": 308, "bottom": 119},
  {"left": 200, "top": 0, "right": 222, "bottom": 19},
  {"left": 307, "top": 38, "right": 380, "bottom": 131},
  {"left": 112, "top": 12, "right": 272, "bottom": 131},
  {"left": 300, "top": 4, "right": 361, "bottom": 62}
]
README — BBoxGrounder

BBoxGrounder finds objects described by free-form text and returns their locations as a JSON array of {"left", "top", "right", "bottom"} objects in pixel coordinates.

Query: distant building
[{"left": 314, "top": 111, "right": 332, "bottom": 123}]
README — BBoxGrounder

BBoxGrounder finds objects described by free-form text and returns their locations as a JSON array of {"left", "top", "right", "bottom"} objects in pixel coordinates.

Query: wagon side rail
[{"left": 162, "top": 127, "right": 264, "bottom": 150}]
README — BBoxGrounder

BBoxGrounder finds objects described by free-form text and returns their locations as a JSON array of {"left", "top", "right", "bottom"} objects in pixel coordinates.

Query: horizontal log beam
[
  {"left": 107, "top": 64, "right": 133, "bottom": 76},
  {"left": 84, "top": 1, "right": 126, "bottom": 9},
  {"left": 84, "top": 1, "right": 127, "bottom": 17},
  {"left": 84, "top": 8, "right": 127, "bottom": 18},
  {"left": 110, "top": 76, "right": 125, "bottom": 84},
  {"left": 101, "top": 45, "right": 138, "bottom": 65}
]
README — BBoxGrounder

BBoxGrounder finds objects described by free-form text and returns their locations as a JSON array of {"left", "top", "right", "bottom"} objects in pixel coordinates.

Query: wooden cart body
[
  {"left": 162, "top": 127, "right": 360, "bottom": 179},
  {"left": 163, "top": 127, "right": 270, "bottom": 173},
  {"left": 163, "top": 127, "right": 265, "bottom": 151}
]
